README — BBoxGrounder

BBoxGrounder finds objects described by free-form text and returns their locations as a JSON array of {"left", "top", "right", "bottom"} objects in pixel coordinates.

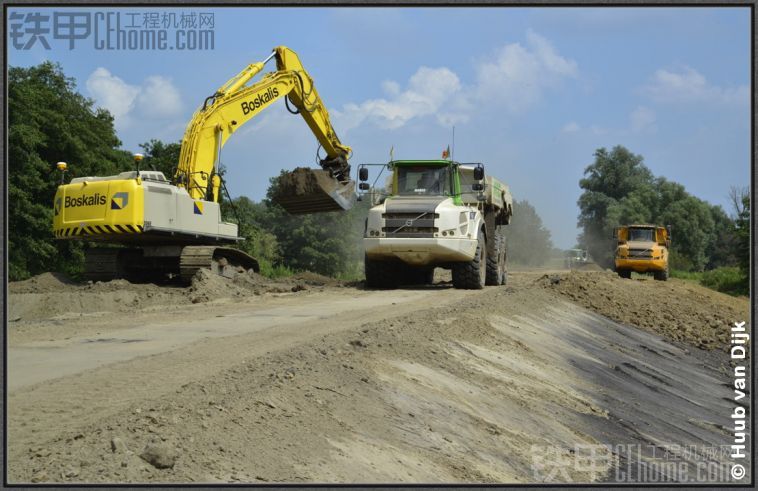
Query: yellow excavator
[{"left": 52, "top": 46, "right": 354, "bottom": 283}]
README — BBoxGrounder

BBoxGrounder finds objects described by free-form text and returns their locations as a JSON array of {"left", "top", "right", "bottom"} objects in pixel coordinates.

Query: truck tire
[
  {"left": 617, "top": 269, "right": 631, "bottom": 279},
  {"left": 500, "top": 236, "right": 508, "bottom": 286},
  {"left": 654, "top": 266, "right": 669, "bottom": 281},
  {"left": 364, "top": 255, "right": 399, "bottom": 289},
  {"left": 452, "top": 233, "right": 486, "bottom": 290},
  {"left": 485, "top": 233, "right": 506, "bottom": 286}
]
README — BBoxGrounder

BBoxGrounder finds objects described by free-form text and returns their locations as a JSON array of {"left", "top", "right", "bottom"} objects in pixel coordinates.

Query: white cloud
[
  {"left": 86, "top": 68, "right": 139, "bottom": 123},
  {"left": 381, "top": 80, "right": 400, "bottom": 96},
  {"left": 333, "top": 66, "right": 465, "bottom": 132},
  {"left": 86, "top": 68, "right": 183, "bottom": 129},
  {"left": 641, "top": 66, "right": 748, "bottom": 105},
  {"left": 526, "top": 30, "right": 579, "bottom": 77},
  {"left": 475, "top": 30, "right": 578, "bottom": 112},
  {"left": 561, "top": 121, "right": 581, "bottom": 133},
  {"left": 330, "top": 31, "right": 577, "bottom": 133},
  {"left": 136, "top": 76, "right": 182, "bottom": 119},
  {"left": 629, "top": 106, "right": 656, "bottom": 132}
]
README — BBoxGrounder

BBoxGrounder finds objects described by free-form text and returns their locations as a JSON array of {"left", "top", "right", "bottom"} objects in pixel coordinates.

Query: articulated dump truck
[
  {"left": 614, "top": 224, "right": 671, "bottom": 281},
  {"left": 360, "top": 160, "right": 513, "bottom": 289}
]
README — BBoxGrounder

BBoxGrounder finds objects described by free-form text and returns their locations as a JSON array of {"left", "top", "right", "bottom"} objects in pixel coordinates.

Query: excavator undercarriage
[{"left": 84, "top": 246, "right": 260, "bottom": 284}]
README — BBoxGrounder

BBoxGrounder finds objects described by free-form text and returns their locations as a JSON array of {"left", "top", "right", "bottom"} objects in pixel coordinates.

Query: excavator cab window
[
  {"left": 628, "top": 228, "right": 654, "bottom": 242},
  {"left": 396, "top": 166, "right": 452, "bottom": 196}
]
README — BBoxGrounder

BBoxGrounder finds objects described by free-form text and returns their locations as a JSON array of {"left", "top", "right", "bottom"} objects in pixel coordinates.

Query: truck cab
[
  {"left": 360, "top": 160, "right": 512, "bottom": 289},
  {"left": 564, "top": 248, "right": 589, "bottom": 269},
  {"left": 614, "top": 224, "right": 671, "bottom": 281}
]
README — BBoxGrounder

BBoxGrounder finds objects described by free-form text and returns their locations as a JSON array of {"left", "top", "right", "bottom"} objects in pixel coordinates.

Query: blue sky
[{"left": 8, "top": 7, "right": 751, "bottom": 248}]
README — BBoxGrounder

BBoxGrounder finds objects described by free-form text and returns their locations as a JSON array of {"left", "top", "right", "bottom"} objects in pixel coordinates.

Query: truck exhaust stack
[{"left": 272, "top": 168, "right": 356, "bottom": 214}]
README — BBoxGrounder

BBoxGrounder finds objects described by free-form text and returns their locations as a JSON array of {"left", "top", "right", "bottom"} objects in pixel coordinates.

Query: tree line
[
  {"left": 8, "top": 62, "right": 746, "bottom": 288},
  {"left": 8, "top": 62, "right": 134, "bottom": 280}
]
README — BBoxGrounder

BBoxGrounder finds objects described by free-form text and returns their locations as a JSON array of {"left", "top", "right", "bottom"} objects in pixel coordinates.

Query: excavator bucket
[{"left": 271, "top": 168, "right": 356, "bottom": 214}]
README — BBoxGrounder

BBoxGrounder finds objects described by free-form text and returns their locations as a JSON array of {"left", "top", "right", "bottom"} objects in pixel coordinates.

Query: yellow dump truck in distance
[{"left": 614, "top": 224, "right": 671, "bottom": 281}]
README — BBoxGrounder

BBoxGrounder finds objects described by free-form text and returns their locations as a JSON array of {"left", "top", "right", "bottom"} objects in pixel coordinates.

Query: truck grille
[
  {"left": 382, "top": 212, "right": 438, "bottom": 238},
  {"left": 628, "top": 248, "right": 653, "bottom": 258}
]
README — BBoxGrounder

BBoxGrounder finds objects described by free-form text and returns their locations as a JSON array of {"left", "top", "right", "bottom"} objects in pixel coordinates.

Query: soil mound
[{"left": 538, "top": 271, "right": 749, "bottom": 350}]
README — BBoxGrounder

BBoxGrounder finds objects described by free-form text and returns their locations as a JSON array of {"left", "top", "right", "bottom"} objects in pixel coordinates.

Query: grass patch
[
  {"left": 672, "top": 267, "right": 748, "bottom": 297},
  {"left": 257, "top": 259, "right": 294, "bottom": 279},
  {"left": 670, "top": 270, "right": 703, "bottom": 282}
]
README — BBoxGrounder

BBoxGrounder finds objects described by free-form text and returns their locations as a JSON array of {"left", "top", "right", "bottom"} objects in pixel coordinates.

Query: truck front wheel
[
  {"left": 452, "top": 234, "right": 486, "bottom": 290},
  {"left": 654, "top": 266, "right": 669, "bottom": 281},
  {"left": 617, "top": 269, "right": 631, "bottom": 279},
  {"left": 364, "top": 255, "right": 399, "bottom": 289}
]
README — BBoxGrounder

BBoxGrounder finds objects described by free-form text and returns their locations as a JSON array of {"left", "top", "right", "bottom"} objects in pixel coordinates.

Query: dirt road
[{"left": 6, "top": 270, "right": 750, "bottom": 484}]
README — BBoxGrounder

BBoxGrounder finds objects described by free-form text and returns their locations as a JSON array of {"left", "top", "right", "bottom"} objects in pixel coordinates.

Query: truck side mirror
[
  {"left": 666, "top": 225, "right": 672, "bottom": 238},
  {"left": 473, "top": 165, "right": 484, "bottom": 181},
  {"left": 612, "top": 227, "right": 617, "bottom": 240},
  {"left": 472, "top": 183, "right": 484, "bottom": 191},
  {"left": 359, "top": 167, "right": 368, "bottom": 182},
  {"left": 358, "top": 182, "right": 370, "bottom": 191}
]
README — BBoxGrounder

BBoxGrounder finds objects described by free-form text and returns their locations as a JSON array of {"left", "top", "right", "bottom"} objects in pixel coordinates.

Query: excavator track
[
  {"left": 179, "top": 246, "right": 260, "bottom": 284},
  {"left": 84, "top": 246, "right": 259, "bottom": 284},
  {"left": 84, "top": 248, "right": 123, "bottom": 282}
]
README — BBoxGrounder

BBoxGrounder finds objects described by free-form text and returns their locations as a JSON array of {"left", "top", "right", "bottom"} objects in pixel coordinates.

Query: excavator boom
[{"left": 175, "top": 46, "right": 354, "bottom": 213}]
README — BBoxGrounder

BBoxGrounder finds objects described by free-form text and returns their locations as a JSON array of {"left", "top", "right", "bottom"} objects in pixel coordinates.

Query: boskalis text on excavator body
[
  {"left": 52, "top": 46, "right": 354, "bottom": 283},
  {"left": 613, "top": 224, "right": 671, "bottom": 281},
  {"left": 359, "top": 159, "right": 513, "bottom": 289}
]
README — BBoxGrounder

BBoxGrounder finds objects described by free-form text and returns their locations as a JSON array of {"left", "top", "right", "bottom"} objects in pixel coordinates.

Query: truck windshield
[
  {"left": 396, "top": 166, "right": 452, "bottom": 196},
  {"left": 628, "top": 228, "right": 654, "bottom": 242}
]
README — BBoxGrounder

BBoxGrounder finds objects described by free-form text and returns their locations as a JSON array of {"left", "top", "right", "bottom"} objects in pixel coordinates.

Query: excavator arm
[{"left": 175, "top": 46, "right": 352, "bottom": 208}]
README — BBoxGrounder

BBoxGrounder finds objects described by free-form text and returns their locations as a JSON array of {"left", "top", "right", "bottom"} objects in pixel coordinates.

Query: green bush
[
  {"left": 669, "top": 250, "right": 696, "bottom": 272},
  {"left": 672, "top": 267, "right": 747, "bottom": 296},
  {"left": 700, "top": 267, "right": 748, "bottom": 296},
  {"left": 257, "top": 258, "right": 294, "bottom": 279}
]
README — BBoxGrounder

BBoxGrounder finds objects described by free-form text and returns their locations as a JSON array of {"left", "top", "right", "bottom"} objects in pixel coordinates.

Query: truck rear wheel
[
  {"left": 452, "top": 234, "right": 486, "bottom": 290},
  {"left": 364, "top": 255, "right": 399, "bottom": 289},
  {"left": 486, "top": 233, "right": 506, "bottom": 286},
  {"left": 617, "top": 269, "right": 631, "bottom": 279}
]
